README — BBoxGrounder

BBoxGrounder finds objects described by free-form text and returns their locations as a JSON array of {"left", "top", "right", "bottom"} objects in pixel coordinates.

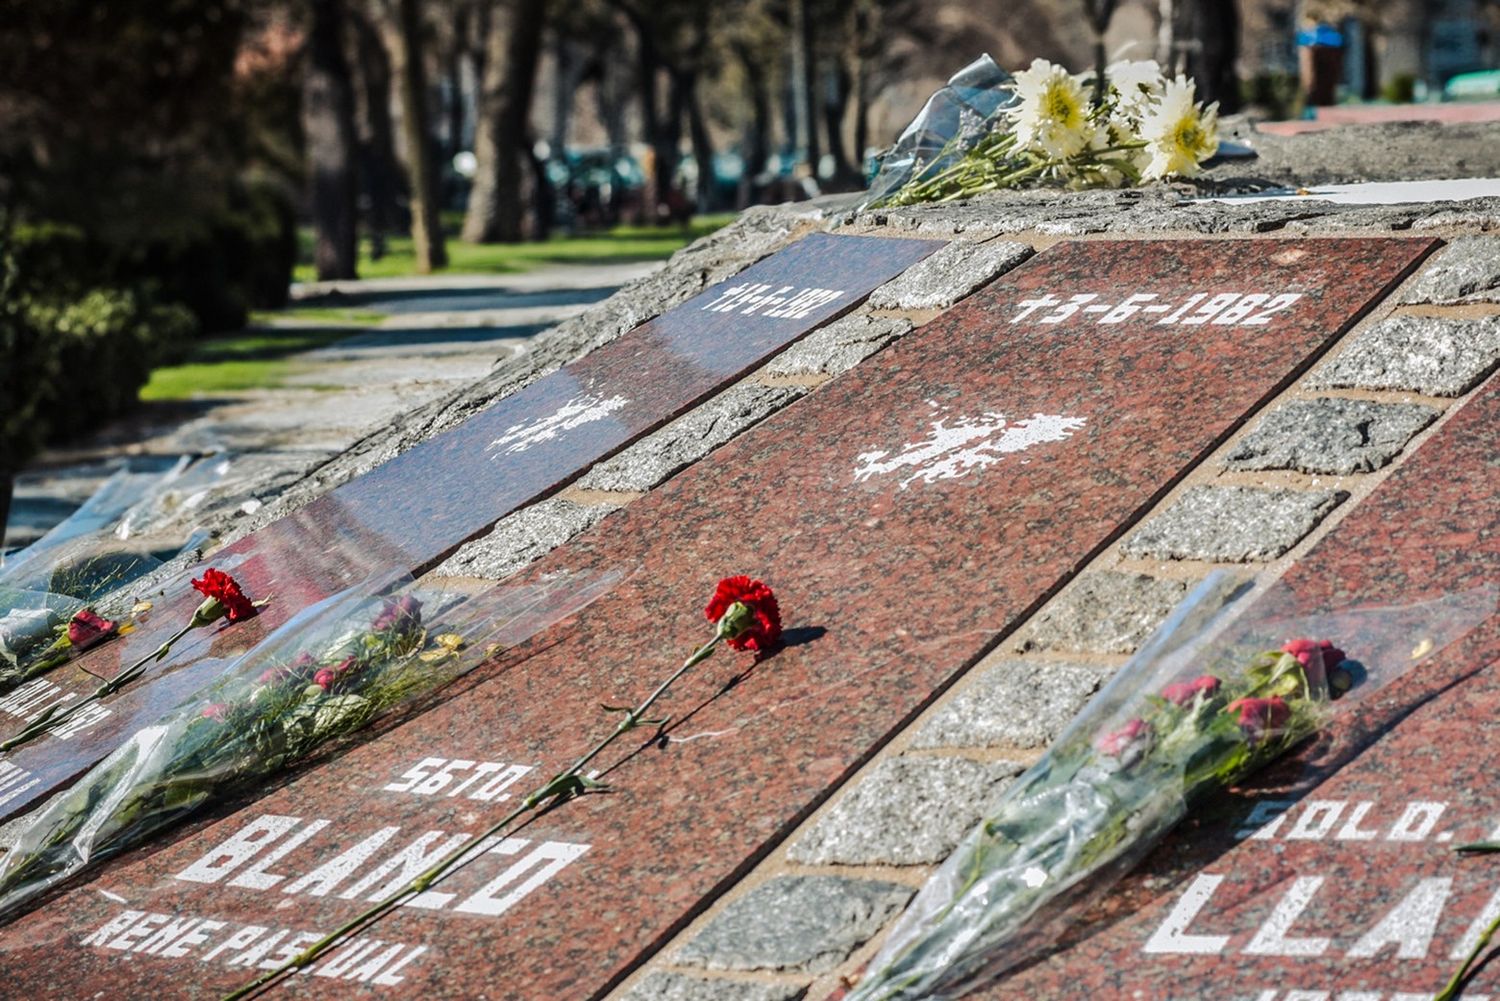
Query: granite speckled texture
[
  {"left": 1123, "top": 485, "right": 1347, "bottom": 562},
  {"left": 865, "top": 240, "right": 1033, "bottom": 310},
  {"left": 430, "top": 497, "right": 621, "bottom": 580},
  {"left": 1399, "top": 236, "right": 1500, "bottom": 304},
  {"left": 0, "top": 234, "right": 941, "bottom": 824},
  {"left": 910, "top": 660, "right": 1113, "bottom": 750},
  {"left": 673, "top": 876, "right": 913, "bottom": 974},
  {"left": 763, "top": 313, "right": 914, "bottom": 378},
  {"left": 1308, "top": 313, "right": 1500, "bottom": 397},
  {"left": 1013, "top": 571, "right": 1190, "bottom": 655},
  {"left": 1223, "top": 397, "right": 1439, "bottom": 475},
  {"left": 306, "top": 232, "right": 944, "bottom": 561},
  {"left": 618, "top": 973, "right": 807, "bottom": 1001},
  {"left": 981, "top": 377, "right": 1500, "bottom": 1001},
  {"left": 575, "top": 383, "right": 806, "bottom": 494},
  {"left": 0, "top": 239, "right": 1431, "bottom": 1001},
  {"left": 786, "top": 756, "right": 1023, "bottom": 865},
  {"left": 0, "top": 502, "right": 417, "bottom": 824}
]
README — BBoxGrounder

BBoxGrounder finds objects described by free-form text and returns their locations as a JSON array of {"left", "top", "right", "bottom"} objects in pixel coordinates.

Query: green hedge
[{"left": 1, "top": 227, "right": 196, "bottom": 474}]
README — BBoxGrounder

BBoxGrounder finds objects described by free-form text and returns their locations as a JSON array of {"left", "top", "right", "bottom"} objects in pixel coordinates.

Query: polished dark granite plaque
[
  {"left": 2, "top": 239, "right": 1434, "bottom": 1000},
  {"left": 0, "top": 234, "right": 944, "bottom": 825},
  {"left": 980, "top": 378, "right": 1500, "bottom": 1001}
]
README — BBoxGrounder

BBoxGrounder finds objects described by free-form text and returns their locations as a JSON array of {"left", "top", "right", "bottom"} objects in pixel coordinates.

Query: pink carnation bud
[
  {"left": 1161, "top": 675, "right": 1221, "bottom": 706},
  {"left": 313, "top": 668, "right": 336, "bottom": 692},
  {"left": 1095, "top": 717, "right": 1152, "bottom": 758},
  {"left": 1226, "top": 696, "right": 1291, "bottom": 744},
  {"left": 1282, "top": 638, "right": 1345, "bottom": 690},
  {"left": 201, "top": 703, "right": 228, "bottom": 722},
  {"left": 373, "top": 595, "right": 422, "bottom": 633}
]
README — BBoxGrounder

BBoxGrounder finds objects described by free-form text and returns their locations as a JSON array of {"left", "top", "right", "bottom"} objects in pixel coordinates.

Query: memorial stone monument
[{"left": 0, "top": 237, "right": 1438, "bottom": 1000}]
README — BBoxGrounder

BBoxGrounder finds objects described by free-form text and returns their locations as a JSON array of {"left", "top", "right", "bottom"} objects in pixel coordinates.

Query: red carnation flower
[
  {"left": 1227, "top": 696, "right": 1291, "bottom": 744},
  {"left": 704, "top": 576, "right": 782, "bottom": 652},
  {"left": 1161, "top": 674, "right": 1221, "bottom": 707},
  {"left": 67, "top": 609, "right": 118, "bottom": 652},
  {"left": 313, "top": 668, "right": 336, "bottom": 692},
  {"left": 191, "top": 568, "right": 258, "bottom": 624}
]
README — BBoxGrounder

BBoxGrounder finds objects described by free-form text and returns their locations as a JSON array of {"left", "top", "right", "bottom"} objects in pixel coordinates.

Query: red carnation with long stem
[
  {"left": 191, "top": 568, "right": 258, "bottom": 625},
  {"left": 704, "top": 576, "right": 782, "bottom": 652}
]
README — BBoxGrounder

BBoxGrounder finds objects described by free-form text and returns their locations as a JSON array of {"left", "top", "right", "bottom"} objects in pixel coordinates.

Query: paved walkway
[{"left": 3, "top": 260, "right": 662, "bottom": 552}]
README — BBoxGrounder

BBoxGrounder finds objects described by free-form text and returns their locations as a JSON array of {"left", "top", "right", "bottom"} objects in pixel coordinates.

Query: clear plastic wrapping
[
  {"left": 0, "top": 567, "right": 624, "bottom": 919},
  {"left": 860, "top": 54, "right": 1017, "bottom": 211},
  {"left": 851, "top": 574, "right": 1497, "bottom": 1001},
  {"left": 0, "top": 588, "right": 89, "bottom": 689}
]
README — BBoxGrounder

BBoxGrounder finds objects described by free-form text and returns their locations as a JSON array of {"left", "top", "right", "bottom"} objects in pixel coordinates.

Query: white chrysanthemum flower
[
  {"left": 1011, "top": 58, "right": 1095, "bottom": 159},
  {"left": 1106, "top": 59, "right": 1164, "bottom": 133},
  {"left": 1107, "top": 60, "right": 1163, "bottom": 109},
  {"left": 1139, "top": 76, "right": 1219, "bottom": 180}
]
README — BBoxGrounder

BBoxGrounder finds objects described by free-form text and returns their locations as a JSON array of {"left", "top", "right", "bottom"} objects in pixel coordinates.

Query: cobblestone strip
[{"left": 605, "top": 240, "right": 1500, "bottom": 1001}]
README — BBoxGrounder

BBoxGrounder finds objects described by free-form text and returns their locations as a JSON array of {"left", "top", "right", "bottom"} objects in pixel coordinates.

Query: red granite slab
[
  {"left": 0, "top": 239, "right": 1433, "bottom": 1000},
  {"left": 0, "top": 234, "right": 942, "bottom": 824},
  {"left": 975, "top": 378, "right": 1500, "bottom": 1001}
]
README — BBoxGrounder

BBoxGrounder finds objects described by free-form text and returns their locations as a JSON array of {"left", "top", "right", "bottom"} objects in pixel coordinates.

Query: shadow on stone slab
[{"left": 296, "top": 284, "right": 617, "bottom": 315}]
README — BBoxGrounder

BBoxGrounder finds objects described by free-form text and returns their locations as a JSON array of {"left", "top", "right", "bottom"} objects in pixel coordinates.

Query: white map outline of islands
[
  {"left": 853, "top": 406, "right": 1088, "bottom": 489},
  {"left": 487, "top": 392, "right": 630, "bottom": 456}
]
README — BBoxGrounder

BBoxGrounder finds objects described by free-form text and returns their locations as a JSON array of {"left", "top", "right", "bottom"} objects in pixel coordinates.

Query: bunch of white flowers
[{"left": 883, "top": 58, "right": 1219, "bottom": 205}]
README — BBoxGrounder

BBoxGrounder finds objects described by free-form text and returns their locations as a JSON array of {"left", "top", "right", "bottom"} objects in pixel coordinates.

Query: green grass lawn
[
  {"left": 140, "top": 328, "right": 354, "bottom": 401},
  {"left": 292, "top": 214, "right": 736, "bottom": 283},
  {"left": 150, "top": 213, "right": 738, "bottom": 401},
  {"left": 248, "top": 306, "right": 388, "bottom": 327}
]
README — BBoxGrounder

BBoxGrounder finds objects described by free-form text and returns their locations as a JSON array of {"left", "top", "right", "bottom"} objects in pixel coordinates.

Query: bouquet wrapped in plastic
[
  {"left": 0, "top": 567, "right": 622, "bottom": 919},
  {"left": 850, "top": 575, "right": 1496, "bottom": 1001},
  {"left": 0, "top": 584, "right": 147, "bottom": 693},
  {"left": 862, "top": 54, "right": 1219, "bottom": 209},
  {"left": 0, "top": 456, "right": 231, "bottom": 692}
]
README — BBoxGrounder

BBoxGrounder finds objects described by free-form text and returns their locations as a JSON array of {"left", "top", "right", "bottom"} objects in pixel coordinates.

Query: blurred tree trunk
[
  {"left": 1188, "top": 0, "right": 1242, "bottom": 111},
  {"left": 351, "top": 7, "right": 399, "bottom": 261},
  {"left": 682, "top": 72, "right": 713, "bottom": 213},
  {"left": 634, "top": 31, "right": 661, "bottom": 221},
  {"left": 445, "top": 2, "right": 470, "bottom": 161},
  {"left": 392, "top": 0, "right": 447, "bottom": 270},
  {"left": 0, "top": 473, "right": 12, "bottom": 552},
  {"left": 1157, "top": 0, "right": 1181, "bottom": 73},
  {"left": 550, "top": 34, "right": 587, "bottom": 156},
  {"left": 788, "top": 0, "right": 814, "bottom": 169},
  {"left": 821, "top": 58, "right": 860, "bottom": 189},
  {"left": 1082, "top": 0, "right": 1117, "bottom": 105},
  {"left": 850, "top": 0, "right": 881, "bottom": 176},
  {"left": 733, "top": 39, "right": 770, "bottom": 208},
  {"left": 463, "top": 0, "right": 547, "bottom": 243},
  {"left": 304, "top": 0, "right": 360, "bottom": 280},
  {"left": 678, "top": 8, "right": 714, "bottom": 214}
]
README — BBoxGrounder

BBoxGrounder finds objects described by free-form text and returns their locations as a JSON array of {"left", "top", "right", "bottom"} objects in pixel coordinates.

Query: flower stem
[
  {"left": 221, "top": 631, "right": 727, "bottom": 1000},
  {"left": 1437, "top": 910, "right": 1500, "bottom": 1001},
  {"left": 0, "top": 623, "right": 195, "bottom": 753}
]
